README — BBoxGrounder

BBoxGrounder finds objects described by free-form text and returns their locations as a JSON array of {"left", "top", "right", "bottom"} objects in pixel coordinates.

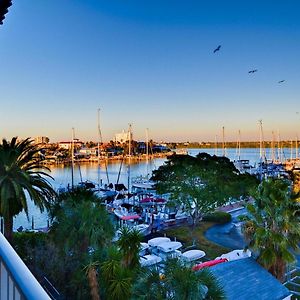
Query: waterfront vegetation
[
  {"left": 241, "top": 178, "right": 300, "bottom": 282},
  {"left": 132, "top": 258, "right": 226, "bottom": 300},
  {"left": 152, "top": 153, "right": 258, "bottom": 226},
  {"left": 11, "top": 188, "right": 227, "bottom": 299},
  {"left": 2, "top": 137, "right": 300, "bottom": 298},
  {"left": 0, "top": 137, "right": 56, "bottom": 242}
]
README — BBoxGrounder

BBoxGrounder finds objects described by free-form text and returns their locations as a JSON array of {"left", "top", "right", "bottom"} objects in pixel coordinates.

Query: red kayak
[{"left": 192, "top": 258, "right": 228, "bottom": 271}]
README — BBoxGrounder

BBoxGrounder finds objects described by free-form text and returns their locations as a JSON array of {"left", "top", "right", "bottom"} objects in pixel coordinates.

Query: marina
[{"left": 12, "top": 147, "right": 298, "bottom": 230}]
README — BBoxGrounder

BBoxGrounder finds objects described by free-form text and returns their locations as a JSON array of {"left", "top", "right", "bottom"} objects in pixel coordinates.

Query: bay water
[{"left": 12, "top": 147, "right": 293, "bottom": 229}]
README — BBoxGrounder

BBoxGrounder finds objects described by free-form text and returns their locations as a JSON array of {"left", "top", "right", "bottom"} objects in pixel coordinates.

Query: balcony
[{"left": 0, "top": 232, "right": 50, "bottom": 300}]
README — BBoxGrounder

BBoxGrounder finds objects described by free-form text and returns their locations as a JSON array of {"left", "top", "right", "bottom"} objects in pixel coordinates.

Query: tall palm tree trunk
[
  {"left": 3, "top": 216, "right": 13, "bottom": 243},
  {"left": 87, "top": 265, "right": 100, "bottom": 300}
]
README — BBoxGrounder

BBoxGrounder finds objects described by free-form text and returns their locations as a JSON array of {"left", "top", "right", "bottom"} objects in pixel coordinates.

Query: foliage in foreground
[
  {"left": 240, "top": 178, "right": 300, "bottom": 281},
  {"left": 132, "top": 258, "right": 226, "bottom": 300}
]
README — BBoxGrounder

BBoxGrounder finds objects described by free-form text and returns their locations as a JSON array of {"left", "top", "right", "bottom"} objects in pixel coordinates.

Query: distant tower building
[
  {"left": 34, "top": 136, "right": 49, "bottom": 144},
  {"left": 115, "top": 130, "right": 132, "bottom": 144}
]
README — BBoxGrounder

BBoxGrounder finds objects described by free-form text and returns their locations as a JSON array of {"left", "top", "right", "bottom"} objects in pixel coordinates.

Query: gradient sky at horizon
[{"left": 0, "top": 0, "right": 300, "bottom": 142}]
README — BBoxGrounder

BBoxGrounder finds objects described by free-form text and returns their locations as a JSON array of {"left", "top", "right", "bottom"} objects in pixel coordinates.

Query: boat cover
[
  {"left": 157, "top": 241, "right": 182, "bottom": 253},
  {"left": 181, "top": 250, "right": 206, "bottom": 261},
  {"left": 148, "top": 237, "right": 171, "bottom": 247},
  {"left": 140, "top": 254, "right": 162, "bottom": 267}
]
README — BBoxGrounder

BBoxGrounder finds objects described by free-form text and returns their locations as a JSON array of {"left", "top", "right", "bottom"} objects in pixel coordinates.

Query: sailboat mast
[
  {"left": 222, "top": 126, "right": 226, "bottom": 157},
  {"left": 71, "top": 127, "right": 75, "bottom": 188},
  {"left": 290, "top": 140, "right": 293, "bottom": 160},
  {"left": 146, "top": 128, "right": 149, "bottom": 179},
  {"left": 238, "top": 130, "right": 241, "bottom": 160},
  {"left": 296, "top": 135, "right": 298, "bottom": 160},
  {"left": 97, "top": 108, "right": 101, "bottom": 189},
  {"left": 128, "top": 124, "right": 132, "bottom": 194},
  {"left": 214, "top": 135, "right": 218, "bottom": 156},
  {"left": 277, "top": 130, "right": 281, "bottom": 163},
  {"left": 146, "top": 128, "right": 149, "bottom": 160},
  {"left": 271, "top": 131, "right": 276, "bottom": 162},
  {"left": 259, "top": 120, "right": 266, "bottom": 162}
]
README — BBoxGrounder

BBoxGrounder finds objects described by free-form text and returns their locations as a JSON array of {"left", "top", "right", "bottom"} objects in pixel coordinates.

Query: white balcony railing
[{"left": 0, "top": 232, "right": 50, "bottom": 300}]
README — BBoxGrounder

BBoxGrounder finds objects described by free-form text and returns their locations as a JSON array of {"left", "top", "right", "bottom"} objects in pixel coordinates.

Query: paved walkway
[{"left": 217, "top": 201, "right": 246, "bottom": 213}]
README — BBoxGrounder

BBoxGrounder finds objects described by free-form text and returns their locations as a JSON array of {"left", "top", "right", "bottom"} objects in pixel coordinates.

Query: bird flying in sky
[
  {"left": 278, "top": 80, "right": 285, "bottom": 83},
  {"left": 213, "top": 45, "right": 221, "bottom": 53},
  {"left": 248, "top": 69, "right": 258, "bottom": 74}
]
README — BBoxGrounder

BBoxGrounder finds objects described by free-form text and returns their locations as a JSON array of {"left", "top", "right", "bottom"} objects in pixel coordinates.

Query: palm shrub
[
  {"left": 100, "top": 247, "right": 133, "bottom": 300},
  {"left": 50, "top": 188, "right": 114, "bottom": 298},
  {"left": 132, "top": 258, "right": 225, "bottom": 300},
  {"left": 240, "top": 178, "right": 300, "bottom": 281},
  {"left": 117, "top": 226, "right": 142, "bottom": 269}
]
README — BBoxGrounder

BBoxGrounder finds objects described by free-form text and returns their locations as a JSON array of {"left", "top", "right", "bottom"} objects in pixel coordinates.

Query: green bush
[
  {"left": 12, "top": 232, "right": 47, "bottom": 259},
  {"left": 202, "top": 211, "right": 232, "bottom": 224}
]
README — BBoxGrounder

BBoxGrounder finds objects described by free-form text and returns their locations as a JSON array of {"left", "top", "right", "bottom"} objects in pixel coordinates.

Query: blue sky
[{"left": 0, "top": 0, "right": 300, "bottom": 142}]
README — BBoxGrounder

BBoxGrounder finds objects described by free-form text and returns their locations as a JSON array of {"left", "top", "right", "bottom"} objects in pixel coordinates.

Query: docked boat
[
  {"left": 132, "top": 223, "right": 150, "bottom": 235},
  {"left": 139, "top": 242, "right": 150, "bottom": 256},
  {"left": 148, "top": 237, "right": 171, "bottom": 247},
  {"left": 113, "top": 206, "right": 128, "bottom": 219},
  {"left": 216, "top": 249, "right": 251, "bottom": 261},
  {"left": 140, "top": 254, "right": 162, "bottom": 267},
  {"left": 153, "top": 241, "right": 183, "bottom": 261},
  {"left": 181, "top": 250, "right": 206, "bottom": 262}
]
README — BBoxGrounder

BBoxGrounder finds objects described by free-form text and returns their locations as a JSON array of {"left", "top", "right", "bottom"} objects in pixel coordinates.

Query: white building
[
  {"left": 34, "top": 136, "right": 49, "bottom": 144},
  {"left": 115, "top": 130, "right": 132, "bottom": 144},
  {"left": 58, "top": 139, "right": 83, "bottom": 150}
]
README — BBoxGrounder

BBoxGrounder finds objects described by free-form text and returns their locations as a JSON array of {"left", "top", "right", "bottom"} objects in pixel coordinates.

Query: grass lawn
[{"left": 159, "top": 222, "right": 231, "bottom": 260}]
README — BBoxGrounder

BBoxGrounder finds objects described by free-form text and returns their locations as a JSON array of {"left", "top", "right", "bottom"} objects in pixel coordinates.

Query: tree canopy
[{"left": 151, "top": 153, "right": 258, "bottom": 225}]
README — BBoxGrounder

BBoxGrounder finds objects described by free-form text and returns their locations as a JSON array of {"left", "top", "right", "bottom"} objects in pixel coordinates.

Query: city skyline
[{"left": 0, "top": 1, "right": 300, "bottom": 142}]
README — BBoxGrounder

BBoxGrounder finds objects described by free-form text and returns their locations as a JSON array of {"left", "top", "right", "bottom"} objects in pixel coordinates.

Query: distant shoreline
[{"left": 171, "top": 141, "right": 296, "bottom": 149}]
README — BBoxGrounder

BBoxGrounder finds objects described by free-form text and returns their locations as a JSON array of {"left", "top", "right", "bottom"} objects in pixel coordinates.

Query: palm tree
[
  {"left": 0, "top": 137, "right": 56, "bottom": 242},
  {"left": 101, "top": 247, "right": 133, "bottom": 300},
  {"left": 85, "top": 261, "right": 101, "bottom": 300},
  {"left": 51, "top": 187, "right": 114, "bottom": 255},
  {"left": 51, "top": 188, "right": 114, "bottom": 298},
  {"left": 132, "top": 258, "right": 225, "bottom": 300},
  {"left": 117, "top": 226, "right": 142, "bottom": 269},
  {"left": 240, "top": 178, "right": 300, "bottom": 281}
]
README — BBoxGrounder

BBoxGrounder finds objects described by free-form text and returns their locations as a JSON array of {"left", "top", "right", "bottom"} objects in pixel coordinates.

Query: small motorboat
[
  {"left": 216, "top": 249, "right": 251, "bottom": 261},
  {"left": 157, "top": 241, "right": 182, "bottom": 253},
  {"left": 154, "top": 241, "right": 182, "bottom": 261},
  {"left": 148, "top": 237, "right": 171, "bottom": 247},
  {"left": 181, "top": 249, "right": 206, "bottom": 262},
  {"left": 140, "top": 254, "right": 162, "bottom": 267}
]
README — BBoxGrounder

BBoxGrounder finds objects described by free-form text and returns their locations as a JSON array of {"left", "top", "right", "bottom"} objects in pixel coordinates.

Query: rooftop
[{"left": 210, "top": 258, "right": 291, "bottom": 300}]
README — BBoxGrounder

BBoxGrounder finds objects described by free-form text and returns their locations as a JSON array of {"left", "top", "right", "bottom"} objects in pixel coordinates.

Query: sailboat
[
  {"left": 131, "top": 128, "right": 156, "bottom": 194},
  {"left": 233, "top": 130, "right": 253, "bottom": 174}
]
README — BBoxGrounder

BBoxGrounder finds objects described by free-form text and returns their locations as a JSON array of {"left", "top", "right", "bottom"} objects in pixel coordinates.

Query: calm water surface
[{"left": 13, "top": 147, "right": 293, "bottom": 229}]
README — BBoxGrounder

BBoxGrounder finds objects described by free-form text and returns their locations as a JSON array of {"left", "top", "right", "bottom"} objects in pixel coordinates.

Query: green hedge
[
  {"left": 202, "top": 211, "right": 232, "bottom": 224},
  {"left": 12, "top": 232, "right": 48, "bottom": 259}
]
